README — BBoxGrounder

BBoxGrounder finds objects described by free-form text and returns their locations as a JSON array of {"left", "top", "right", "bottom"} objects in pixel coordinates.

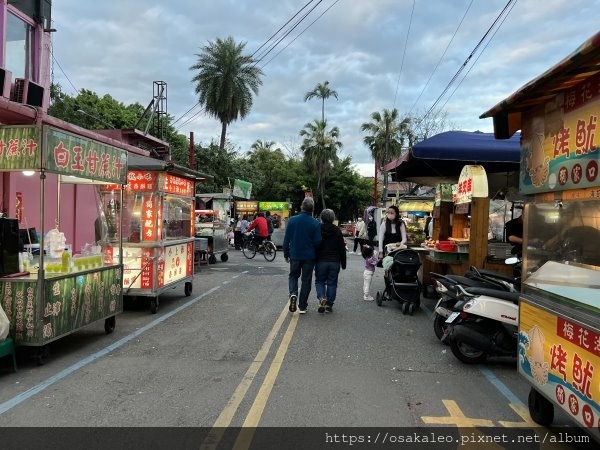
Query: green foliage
[
  {"left": 299, "top": 119, "right": 342, "bottom": 210},
  {"left": 190, "top": 36, "right": 264, "bottom": 151}
]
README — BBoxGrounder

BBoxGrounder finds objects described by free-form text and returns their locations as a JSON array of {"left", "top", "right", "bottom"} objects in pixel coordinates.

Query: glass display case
[{"left": 103, "top": 164, "right": 198, "bottom": 314}]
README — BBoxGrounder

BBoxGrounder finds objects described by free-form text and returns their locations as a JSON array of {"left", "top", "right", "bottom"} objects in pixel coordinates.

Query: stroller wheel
[
  {"left": 401, "top": 302, "right": 409, "bottom": 315},
  {"left": 408, "top": 303, "right": 416, "bottom": 315},
  {"left": 376, "top": 292, "right": 382, "bottom": 307}
]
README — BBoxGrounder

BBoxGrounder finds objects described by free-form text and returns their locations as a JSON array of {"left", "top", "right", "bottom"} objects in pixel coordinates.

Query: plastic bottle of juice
[{"left": 61, "top": 249, "right": 70, "bottom": 272}]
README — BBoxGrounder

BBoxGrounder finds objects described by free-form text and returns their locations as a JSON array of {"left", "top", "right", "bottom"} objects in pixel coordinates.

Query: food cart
[
  {"left": 104, "top": 154, "right": 212, "bottom": 314},
  {"left": 481, "top": 31, "right": 600, "bottom": 442},
  {"left": 0, "top": 124, "right": 125, "bottom": 363},
  {"left": 195, "top": 193, "right": 230, "bottom": 264}
]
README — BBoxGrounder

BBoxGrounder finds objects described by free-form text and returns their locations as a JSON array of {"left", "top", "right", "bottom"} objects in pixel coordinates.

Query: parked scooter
[
  {"left": 431, "top": 257, "right": 522, "bottom": 341},
  {"left": 442, "top": 284, "right": 520, "bottom": 364}
]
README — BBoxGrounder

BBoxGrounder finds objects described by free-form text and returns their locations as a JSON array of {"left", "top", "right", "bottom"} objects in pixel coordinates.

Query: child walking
[{"left": 361, "top": 245, "right": 378, "bottom": 301}]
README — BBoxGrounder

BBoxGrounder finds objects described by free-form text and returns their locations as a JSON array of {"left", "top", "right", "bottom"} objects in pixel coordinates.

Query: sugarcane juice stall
[
  {"left": 104, "top": 154, "right": 212, "bottom": 314},
  {"left": 481, "top": 31, "right": 600, "bottom": 441},
  {"left": 0, "top": 125, "right": 125, "bottom": 363}
]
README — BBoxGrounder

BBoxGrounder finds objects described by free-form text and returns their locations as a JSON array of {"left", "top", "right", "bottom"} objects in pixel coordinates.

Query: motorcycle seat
[
  {"left": 462, "top": 287, "right": 520, "bottom": 304},
  {"left": 468, "top": 268, "right": 516, "bottom": 284}
]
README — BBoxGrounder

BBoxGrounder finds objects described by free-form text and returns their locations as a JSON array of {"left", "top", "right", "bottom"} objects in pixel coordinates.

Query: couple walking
[{"left": 283, "top": 197, "right": 347, "bottom": 314}]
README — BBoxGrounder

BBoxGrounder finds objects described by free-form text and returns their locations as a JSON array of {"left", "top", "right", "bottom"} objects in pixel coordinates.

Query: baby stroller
[{"left": 375, "top": 248, "right": 421, "bottom": 315}]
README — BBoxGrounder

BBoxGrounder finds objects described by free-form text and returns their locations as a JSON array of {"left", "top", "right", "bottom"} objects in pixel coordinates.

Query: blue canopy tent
[{"left": 383, "top": 130, "right": 521, "bottom": 195}]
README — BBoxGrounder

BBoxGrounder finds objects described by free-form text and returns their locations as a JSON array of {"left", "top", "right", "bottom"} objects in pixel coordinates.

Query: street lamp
[{"left": 76, "top": 109, "right": 115, "bottom": 129}]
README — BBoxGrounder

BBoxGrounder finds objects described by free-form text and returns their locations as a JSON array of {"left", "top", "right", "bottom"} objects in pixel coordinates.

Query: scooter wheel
[
  {"left": 528, "top": 388, "right": 554, "bottom": 426},
  {"left": 433, "top": 314, "right": 449, "bottom": 342},
  {"left": 450, "top": 336, "right": 487, "bottom": 364}
]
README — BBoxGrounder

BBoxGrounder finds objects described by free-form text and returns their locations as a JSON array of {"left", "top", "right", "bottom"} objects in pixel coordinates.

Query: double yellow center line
[{"left": 200, "top": 305, "right": 299, "bottom": 450}]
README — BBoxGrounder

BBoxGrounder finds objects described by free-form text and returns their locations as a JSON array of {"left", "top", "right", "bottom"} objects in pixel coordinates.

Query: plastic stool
[{"left": 0, "top": 337, "right": 18, "bottom": 372}]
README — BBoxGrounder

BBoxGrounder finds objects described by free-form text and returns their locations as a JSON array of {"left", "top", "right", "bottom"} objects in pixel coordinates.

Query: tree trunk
[
  {"left": 219, "top": 122, "right": 227, "bottom": 151},
  {"left": 321, "top": 99, "right": 325, "bottom": 123}
]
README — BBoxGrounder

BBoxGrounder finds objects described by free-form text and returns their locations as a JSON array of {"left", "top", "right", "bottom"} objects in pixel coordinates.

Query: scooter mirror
[{"left": 505, "top": 256, "right": 519, "bottom": 265}]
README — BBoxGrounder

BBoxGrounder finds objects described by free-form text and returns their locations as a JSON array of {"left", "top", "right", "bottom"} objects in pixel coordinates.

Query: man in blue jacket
[{"left": 283, "top": 197, "right": 322, "bottom": 314}]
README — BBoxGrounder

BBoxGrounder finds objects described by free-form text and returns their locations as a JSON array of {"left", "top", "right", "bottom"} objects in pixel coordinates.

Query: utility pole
[{"left": 382, "top": 118, "right": 390, "bottom": 207}]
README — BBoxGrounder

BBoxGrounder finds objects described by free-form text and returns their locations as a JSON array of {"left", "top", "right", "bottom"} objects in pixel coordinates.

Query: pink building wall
[{"left": 4, "top": 172, "right": 98, "bottom": 253}]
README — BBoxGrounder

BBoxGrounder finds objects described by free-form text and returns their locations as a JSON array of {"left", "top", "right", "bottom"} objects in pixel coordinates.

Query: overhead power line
[
  {"left": 392, "top": 0, "right": 416, "bottom": 109},
  {"left": 408, "top": 0, "right": 474, "bottom": 116},
  {"left": 51, "top": 51, "right": 79, "bottom": 95},
  {"left": 422, "top": 0, "right": 517, "bottom": 124}
]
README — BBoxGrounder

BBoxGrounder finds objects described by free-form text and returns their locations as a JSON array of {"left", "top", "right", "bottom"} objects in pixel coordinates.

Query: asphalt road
[{"left": 0, "top": 247, "right": 593, "bottom": 447}]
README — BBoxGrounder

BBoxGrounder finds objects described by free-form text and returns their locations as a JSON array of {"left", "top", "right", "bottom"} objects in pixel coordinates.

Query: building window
[{"left": 5, "top": 11, "right": 35, "bottom": 80}]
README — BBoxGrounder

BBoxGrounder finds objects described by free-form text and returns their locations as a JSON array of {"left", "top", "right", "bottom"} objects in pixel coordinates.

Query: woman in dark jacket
[{"left": 314, "top": 209, "right": 347, "bottom": 313}]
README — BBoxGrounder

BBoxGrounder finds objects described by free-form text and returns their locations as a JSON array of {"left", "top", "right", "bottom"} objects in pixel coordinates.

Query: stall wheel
[
  {"left": 528, "top": 388, "right": 554, "bottom": 426},
  {"left": 208, "top": 254, "right": 217, "bottom": 264},
  {"left": 104, "top": 316, "right": 116, "bottom": 334},
  {"left": 375, "top": 291, "right": 382, "bottom": 307},
  {"left": 220, "top": 253, "right": 229, "bottom": 262},
  {"left": 150, "top": 297, "right": 159, "bottom": 314},
  {"left": 184, "top": 282, "right": 193, "bottom": 297},
  {"left": 35, "top": 346, "right": 50, "bottom": 366}
]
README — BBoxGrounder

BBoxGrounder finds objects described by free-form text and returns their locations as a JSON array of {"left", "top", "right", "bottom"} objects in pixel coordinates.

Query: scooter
[
  {"left": 430, "top": 257, "right": 522, "bottom": 341},
  {"left": 442, "top": 284, "right": 520, "bottom": 364}
]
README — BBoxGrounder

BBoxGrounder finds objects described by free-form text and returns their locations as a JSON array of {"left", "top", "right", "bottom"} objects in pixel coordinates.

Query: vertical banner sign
[
  {"left": 0, "top": 126, "right": 41, "bottom": 170},
  {"left": 44, "top": 126, "right": 127, "bottom": 183},
  {"left": 142, "top": 195, "right": 157, "bottom": 241},
  {"left": 15, "top": 192, "right": 23, "bottom": 223},
  {"left": 141, "top": 248, "right": 154, "bottom": 289}
]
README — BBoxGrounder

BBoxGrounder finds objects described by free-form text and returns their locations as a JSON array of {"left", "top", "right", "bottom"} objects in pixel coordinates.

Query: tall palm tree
[
  {"left": 299, "top": 119, "right": 342, "bottom": 210},
  {"left": 190, "top": 36, "right": 264, "bottom": 151},
  {"left": 304, "top": 81, "right": 338, "bottom": 122},
  {"left": 361, "top": 108, "right": 411, "bottom": 204}
]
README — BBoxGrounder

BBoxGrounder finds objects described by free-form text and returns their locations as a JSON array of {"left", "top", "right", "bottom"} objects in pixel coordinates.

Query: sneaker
[
  {"left": 325, "top": 305, "right": 333, "bottom": 313},
  {"left": 318, "top": 298, "right": 326, "bottom": 313},
  {"left": 298, "top": 308, "right": 307, "bottom": 314},
  {"left": 289, "top": 294, "right": 297, "bottom": 313},
  {"left": 363, "top": 296, "right": 374, "bottom": 301}
]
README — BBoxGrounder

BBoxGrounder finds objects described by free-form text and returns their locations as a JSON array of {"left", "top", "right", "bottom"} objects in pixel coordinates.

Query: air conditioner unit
[
  {"left": 11, "top": 78, "right": 45, "bottom": 107},
  {"left": 0, "top": 68, "right": 12, "bottom": 99}
]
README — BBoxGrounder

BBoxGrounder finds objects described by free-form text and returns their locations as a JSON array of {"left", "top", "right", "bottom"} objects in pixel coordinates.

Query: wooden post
[{"left": 469, "top": 196, "right": 490, "bottom": 268}]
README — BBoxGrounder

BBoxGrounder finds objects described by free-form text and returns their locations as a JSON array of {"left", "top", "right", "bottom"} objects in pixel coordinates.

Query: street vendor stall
[
  {"left": 384, "top": 132, "right": 521, "bottom": 288},
  {"left": 481, "top": 30, "right": 600, "bottom": 442},
  {"left": 104, "top": 154, "right": 212, "bottom": 314},
  {"left": 195, "top": 193, "right": 230, "bottom": 264},
  {"left": 0, "top": 124, "right": 125, "bottom": 363}
]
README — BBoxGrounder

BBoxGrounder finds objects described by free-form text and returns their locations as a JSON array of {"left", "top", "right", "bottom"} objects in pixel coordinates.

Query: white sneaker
[{"left": 363, "top": 296, "right": 374, "bottom": 301}]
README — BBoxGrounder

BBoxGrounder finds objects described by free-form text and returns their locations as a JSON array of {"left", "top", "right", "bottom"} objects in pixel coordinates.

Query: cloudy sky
[{"left": 50, "top": 0, "right": 600, "bottom": 174}]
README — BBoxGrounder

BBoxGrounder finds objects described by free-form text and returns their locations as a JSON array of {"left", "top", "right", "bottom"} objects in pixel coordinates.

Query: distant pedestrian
[
  {"left": 315, "top": 209, "right": 347, "bottom": 313},
  {"left": 352, "top": 217, "right": 366, "bottom": 254},
  {"left": 366, "top": 211, "right": 377, "bottom": 246},
  {"left": 361, "top": 245, "right": 379, "bottom": 301},
  {"left": 283, "top": 197, "right": 322, "bottom": 314},
  {"left": 424, "top": 212, "right": 433, "bottom": 240},
  {"left": 265, "top": 211, "right": 274, "bottom": 240}
]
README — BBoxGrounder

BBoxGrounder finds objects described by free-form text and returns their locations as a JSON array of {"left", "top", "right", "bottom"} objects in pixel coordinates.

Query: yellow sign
[{"left": 519, "top": 300, "right": 600, "bottom": 439}]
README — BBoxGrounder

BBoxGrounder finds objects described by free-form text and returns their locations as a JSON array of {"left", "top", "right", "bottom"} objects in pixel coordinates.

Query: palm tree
[
  {"left": 190, "top": 36, "right": 264, "bottom": 151},
  {"left": 361, "top": 108, "right": 411, "bottom": 204},
  {"left": 299, "top": 119, "right": 342, "bottom": 210},
  {"left": 304, "top": 81, "right": 338, "bottom": 122}
]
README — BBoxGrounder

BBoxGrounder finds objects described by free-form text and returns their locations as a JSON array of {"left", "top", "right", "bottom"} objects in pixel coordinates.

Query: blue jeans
[
  {"left": 314, "top": 260, "right": 341, "bottom": 306},
  {"left": 289, "top": 259, "right": 315, "bottom": 310}
]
